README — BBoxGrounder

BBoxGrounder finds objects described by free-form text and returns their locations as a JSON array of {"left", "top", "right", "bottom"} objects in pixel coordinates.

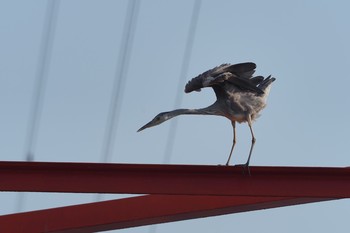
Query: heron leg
[
  {"left": 225, "top": 121, "right": 236, "bottom": 166},
  {"left": 244, "top": 115, "right": 256, "bottom": 175}
]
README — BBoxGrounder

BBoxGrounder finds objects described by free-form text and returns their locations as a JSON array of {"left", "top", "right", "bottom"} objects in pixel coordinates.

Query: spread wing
[{"left": 184, "top": 62, "right": 264, "bottom": 95}]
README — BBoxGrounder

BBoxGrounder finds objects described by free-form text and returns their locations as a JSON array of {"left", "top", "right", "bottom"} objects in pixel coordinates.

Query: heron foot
[{"left": 236, "top": 163, "right": 251, "bottom": 176}]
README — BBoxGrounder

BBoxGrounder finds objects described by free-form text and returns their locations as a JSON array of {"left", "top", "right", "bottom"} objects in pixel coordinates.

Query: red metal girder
[
  {"left": 0, "top": 195, "right": 332, "bottom": 233},
  {"left": 1, "top": 161, "right": 350, "bottom": 197}
]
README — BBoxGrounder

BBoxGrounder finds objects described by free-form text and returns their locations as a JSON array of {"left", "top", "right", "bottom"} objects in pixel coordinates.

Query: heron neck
[
  {"left": 170, "top": 103, "right": 222, "bottom": 117},
  {"left": 171, "top": 109, "right": 208, "bottom": 116}
]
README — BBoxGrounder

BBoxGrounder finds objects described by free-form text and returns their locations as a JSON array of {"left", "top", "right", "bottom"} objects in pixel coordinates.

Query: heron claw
[
  {"left": 237, "top": 163, "right": 251, "bottom": 176},
  {"left": 244, "top": 163, "right": 251, "bottom": 176}
]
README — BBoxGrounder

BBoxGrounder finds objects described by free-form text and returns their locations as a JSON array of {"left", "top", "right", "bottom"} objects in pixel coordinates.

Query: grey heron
[{"left": 138, "top": 62, "right": 275, "bottom": 169}]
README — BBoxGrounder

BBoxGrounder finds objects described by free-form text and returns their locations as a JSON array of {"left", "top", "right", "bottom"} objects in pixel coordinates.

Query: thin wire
[
  {"left": 17, "top": 0, "right": 60, "bottom": 212},
  {"left": 162, "top": 0, "right": 201, "bottom": 164},
  {"left": 96, "top": 0, "right": 140, "bottom": 202},
  {"left": 100, "top": 0, "right": 140, "bottom": 164},
  {"left": 24, "top": 0, "right": 59, "bottom": 162},
  {"left": 149, "top": 1, "right": 201, "bottom": 232}
]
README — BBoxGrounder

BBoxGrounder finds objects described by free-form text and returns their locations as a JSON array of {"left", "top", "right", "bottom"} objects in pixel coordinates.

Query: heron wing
[
  {"left": 184, "top": 62, "right": 263, "bottom": 94},
  {"left": 184, "top": 63, "right": 231, "bottom": 93}
]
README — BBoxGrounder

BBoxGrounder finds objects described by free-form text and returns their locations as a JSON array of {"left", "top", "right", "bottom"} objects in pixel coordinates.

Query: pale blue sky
[{"left": 1, "top": 0, "right": 350, "bottom": 232}]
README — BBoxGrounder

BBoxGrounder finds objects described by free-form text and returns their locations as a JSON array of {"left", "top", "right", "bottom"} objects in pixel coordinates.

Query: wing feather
[{"left": 184, "top": 62, "right": 264, "bottom": 94}]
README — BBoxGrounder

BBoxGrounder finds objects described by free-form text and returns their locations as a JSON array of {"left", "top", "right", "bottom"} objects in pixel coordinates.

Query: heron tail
[{"left": 258, "top": 75, "right": 276, "bottom": 92}]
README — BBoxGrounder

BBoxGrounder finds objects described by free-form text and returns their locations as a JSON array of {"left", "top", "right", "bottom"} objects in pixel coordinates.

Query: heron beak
[{"left": 137, "top": 121, "right": 154, "bottom": 132}]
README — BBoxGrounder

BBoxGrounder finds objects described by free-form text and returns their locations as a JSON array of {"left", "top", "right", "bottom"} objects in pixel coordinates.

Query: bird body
[
  {"left": 221, "top": 83, "right": 272, "bottom": 123},
  {"left": 138, "top": 62, "right": 275, "bottom": 168},
  {"left": 184, "top": 62, "right": 274, "bottom": 123}
]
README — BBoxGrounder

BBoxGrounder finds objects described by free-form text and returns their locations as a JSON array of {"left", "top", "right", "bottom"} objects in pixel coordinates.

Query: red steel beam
[
  {"left": 1, "top": 161, "right": 350, "bottom": 197},
  {"left": 0, "top": 195, "right": 332, "bottom": 233}
]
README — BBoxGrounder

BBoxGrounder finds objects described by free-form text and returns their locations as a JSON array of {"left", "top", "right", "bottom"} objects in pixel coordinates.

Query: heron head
[{"left": 137, "top": 112, "right": 171, "bottom": 132}]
